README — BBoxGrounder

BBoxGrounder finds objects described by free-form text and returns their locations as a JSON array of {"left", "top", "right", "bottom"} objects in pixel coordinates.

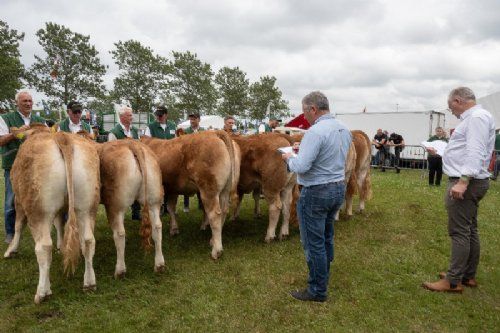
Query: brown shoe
[
  {"left": 438, "top": 272, "right": 477, "bottom": 288},
  {"left": 422, "top": 279, "right": 463, "bottom": 293}
]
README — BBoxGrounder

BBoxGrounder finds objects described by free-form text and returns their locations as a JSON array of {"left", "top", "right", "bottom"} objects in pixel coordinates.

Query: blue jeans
[
  {"left": 4, "top": 169, "right": 16, "bottom": 236},
  {"left": 297, "top": 181, "right": 345, "bottom": 299}
]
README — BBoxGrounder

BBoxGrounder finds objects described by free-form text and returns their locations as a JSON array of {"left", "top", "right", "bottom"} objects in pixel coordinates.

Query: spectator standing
[
  {"left": 427, "top": 127, "right": 448, "bottom": 186},
  {"left": 372, "top": 128, "right": 388, "bottom": 171},
  {"left": 223, "top": 116, "right": 239, "bottom": 135},
  {"left": 423, "top": 87, "right": 495, "bottom": 293},
  {"left": 0, "top": 91, "right": 45, "bottom": 243},
  {"left": 282, "top": 91, "right": 351, "bottom": 302},
  {"left": 259, "top": 116, "right": 280, "bottom": 133},
  {"left": 388, "top": 132, "right": 405, "bottom": 173}
]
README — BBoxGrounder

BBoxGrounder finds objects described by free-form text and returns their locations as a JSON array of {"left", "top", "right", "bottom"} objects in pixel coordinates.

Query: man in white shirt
[{"left": 423, "top": 87, "right": 495, "bottom": 293}]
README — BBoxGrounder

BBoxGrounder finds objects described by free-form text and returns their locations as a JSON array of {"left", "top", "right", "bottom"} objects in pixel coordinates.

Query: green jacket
[
  {"left": 1, "top": 111, "right": 45, "bottom": 170},
  {"left": 428, "top": 135, "right": 448, "bottom": 143},
  {"left": 257, "top": 123, "right": 272, "bottom": 134},
  {"left": 148, "top": 120, "right": 176, "bottom": 139},
  {"left": 495, "top": 133, "right": 500, "bottom": 151},
  {"left": 109, "top": 123, "right": 139, "bottom": 140},
  {"left": 58, "top": 118, "right": 92, "bottom": 134},
  {"left": 184, "top": 126, "right": 205, "bottom": 134}
]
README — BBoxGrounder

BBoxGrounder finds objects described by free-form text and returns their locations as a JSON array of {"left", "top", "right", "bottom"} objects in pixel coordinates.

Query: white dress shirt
[
  {"left": 57, "top": 120, "right": 83, "bottom": 134},
  {"left": 0, "top": 111, "right": 32, "bottom": 136},
  {"left": 443, "top": 104, "right": 496, "bottom": 179}
]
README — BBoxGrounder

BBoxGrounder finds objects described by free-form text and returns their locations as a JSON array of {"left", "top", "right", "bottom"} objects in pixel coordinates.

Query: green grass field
[{"left": 0, "top": 169, "right": 499, "bottom": 332}]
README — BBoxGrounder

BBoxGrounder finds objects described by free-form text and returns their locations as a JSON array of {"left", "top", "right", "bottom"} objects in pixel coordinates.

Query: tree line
[{"left": 0, "top": 21, "right": 291, "bottom": 123}]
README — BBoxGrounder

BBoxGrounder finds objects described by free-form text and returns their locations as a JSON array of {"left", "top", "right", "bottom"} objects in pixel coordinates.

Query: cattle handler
[
  {"left": 182, "top": 112, "right": 205, "bottom": 212},
  {"left": 58, "top": 101, "right": 94, "bottom": 138},
  {"left": 0, "top": 90, "right": 45, "bottom": 244}
]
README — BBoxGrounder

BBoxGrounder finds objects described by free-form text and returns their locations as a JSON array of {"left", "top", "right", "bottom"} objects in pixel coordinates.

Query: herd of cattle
[{"left": 3, "top": 126, "right": 372, "bottom": 304}]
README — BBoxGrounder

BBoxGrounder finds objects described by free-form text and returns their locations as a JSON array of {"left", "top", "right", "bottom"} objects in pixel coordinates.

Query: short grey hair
[
  {"left": 117, "top": 106, "right": 132, "bottom": 116},
  {"left": 448, "top": 87, "right": 476, "bottom": 102},
  {"left": 302, "top": 91, "right": 329, "bottom": 111},
  {"left": 15, "top": 90, "right": 32, "bottom": 102}
]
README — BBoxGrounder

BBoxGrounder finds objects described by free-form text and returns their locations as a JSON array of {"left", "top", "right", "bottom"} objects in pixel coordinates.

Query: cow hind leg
[
  {"left": 4, "top": 204, "right": 27, "bottom": 258},
  {"left": 108, "top": 208, "right": 127, "bottom": 279},
  {"left": 149, "top": 204, "right": 165, "bottom": 273},
  {"left": 201, "top": 195, "right": 223, "bottom": 259},
  {"left": 231, "top": 192, "right": 244, "bottom": 222},
  {"left": 279, "top": 186, "right": 293, "bottom": 240},
  {"left": 31, "top": 219, "right": 53, "bottom": 304},
  {"left": 78, "top": 213, "right": 96, "bottom": 290},
  {"left": 166, "top": 195, "right": 179, "bottom": 236},
  {"left": 253, "top": 188, "right": 262, "bottom": 218},
  {"left": 264, "top": 194, "right": 282, "bottom": 243},
  {"left": 54, "top": 213, "right": 64, "bottom": 251}
]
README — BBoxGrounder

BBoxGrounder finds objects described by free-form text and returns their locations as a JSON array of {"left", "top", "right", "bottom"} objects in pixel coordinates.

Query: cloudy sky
[{"left": 2, "top": 0, "right": 500, "bottom": 115}]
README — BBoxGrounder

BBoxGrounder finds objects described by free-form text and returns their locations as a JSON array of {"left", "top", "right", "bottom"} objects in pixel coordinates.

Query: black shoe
[
  {"left": 132, "top": 214, "right": 142, "bottom": 221},
  {"left": 396, "top": 168, "right": 400, "bottom": 174},
  {"left": 290, "top": 289, "right": 326, "bottom": 302}
]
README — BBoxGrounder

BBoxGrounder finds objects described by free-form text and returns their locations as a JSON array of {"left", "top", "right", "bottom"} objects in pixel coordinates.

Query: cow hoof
[
  {"left": 345, "top": 215, "right": 352, "bottom": 220},
  {"left": 279, "top": 234, "right": 289, "bottom": 241},
  {"left": 211, "top": 249, "right": 223, "bottom": 260},
  {"left": 4, "top": 250, "right": 17, "bottom": 258},
  {"left": 154, "top": 265, "right": 165, "bottom": 273},
  {"left": 83, "top": 284, "right": 96, "bottom": 292},
  {"left": 170, "top": 228, "right": 179, "bottom": 236},
  {"left": 34, "top": 291, "right": 52, "bottom": 304},
  {"left": 114, "top": 271, "right": 126, "bottom": 279},
  {"left": 264, "top": 236, "right": 276, "bottom": 243}
]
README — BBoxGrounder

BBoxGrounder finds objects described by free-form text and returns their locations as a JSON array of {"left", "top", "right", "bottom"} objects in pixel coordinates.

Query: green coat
[
  {"left": 109, "top": 124, "right": 139, "bottom": 140},
  {"left": 58, "top": 118, "right": 92, "bottom": 133},
  {"left": 148, "top": 120, "right": 176, "bottom": 139},
  {"left": 1, "top": 112, "right": 45, "bottom": 170},
  {"left": 257, "top": 123, "right": 272, "bottom": 134},
  {"left": 184, "top": 126, "right": 205, "bottom": 134},
  {"left": 428, "top": 135, "right": 448, "bottom": 143}
]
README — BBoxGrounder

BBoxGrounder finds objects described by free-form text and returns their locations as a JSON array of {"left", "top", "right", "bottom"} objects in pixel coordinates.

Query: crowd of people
[{"left": 0, "top": 86, "right": 497, "bottom": 303}]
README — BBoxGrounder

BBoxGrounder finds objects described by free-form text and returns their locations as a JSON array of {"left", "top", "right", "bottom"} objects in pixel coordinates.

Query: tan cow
[
  {"left": 4, "top": 130, "right": 100, "bottom": 304},
  {"left": 99, "top": 140, "right": 165, "bottom": 278},
  {"left": 142, "top": 130, "right": 237, "bottom": 259},
  {"left": 231, "top": 133, "right": 296, "bottom": 242},
  {"left": 344, "top": 130, "right": 372, "bottom": 217}
]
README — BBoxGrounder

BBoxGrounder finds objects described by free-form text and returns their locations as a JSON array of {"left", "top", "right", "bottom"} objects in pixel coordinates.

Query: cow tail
[
  {"left": 215, "top": 131, "right": 235, "bottom": 195},
  {"left": 54, "top": 133, "right": 80, "bottom": 275},
  {"left": 128, "top": 142, "right": 152, "bottom": 251}
]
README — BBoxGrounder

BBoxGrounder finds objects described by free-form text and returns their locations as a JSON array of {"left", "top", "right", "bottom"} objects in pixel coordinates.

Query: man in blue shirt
[{"left": 282, "top": 91, "right": 351, "bottom": 302}]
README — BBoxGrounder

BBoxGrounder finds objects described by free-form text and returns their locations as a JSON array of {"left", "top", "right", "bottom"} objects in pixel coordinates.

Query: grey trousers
[{"left": 444, "top": 178, "right": 489, "bottom": 285}]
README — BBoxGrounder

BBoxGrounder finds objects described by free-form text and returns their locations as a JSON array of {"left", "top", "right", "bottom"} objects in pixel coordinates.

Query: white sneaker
[{"left": 183, "top": 207, "right": 189, "bottom": 213}]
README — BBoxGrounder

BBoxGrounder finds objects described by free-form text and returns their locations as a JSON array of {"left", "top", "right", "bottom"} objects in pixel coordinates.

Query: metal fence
[{"left": 371, "top": 144, "right": 428, "bottom": 171}]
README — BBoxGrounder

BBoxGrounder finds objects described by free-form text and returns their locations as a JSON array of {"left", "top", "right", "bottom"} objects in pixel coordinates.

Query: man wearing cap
[
  {"left": 0, "top": 90, "right": 45, "bottom": 243},
  {"left": 182, "top": 113, "right": 205, "bottom": 212},
  {"left": 260, "top": 116, "right": 280, "bottom": 133},
  {"left": 184, "top": 113, "right": 205, "bottom": 134},
  {"left": 143, "top": 106, "right": 176, "bottom": 139},
  {"left": 58, "top": 101, "right": 94, "bottom": 138},
  {"left": 108, "top": 106, "right": 139, "bottom": 141}
]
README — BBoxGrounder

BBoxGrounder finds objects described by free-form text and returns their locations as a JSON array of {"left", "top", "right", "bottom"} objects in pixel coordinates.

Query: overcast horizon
[{"left": 2, "top": 0, "right": 500, "bottom": 115}]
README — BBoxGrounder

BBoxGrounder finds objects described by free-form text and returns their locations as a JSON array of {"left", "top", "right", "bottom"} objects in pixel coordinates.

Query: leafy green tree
[
  {"left": 25, "top": 22, "right": 107, "bottom": 108},
  {"left": 167, "top": 51, "right": 217, "bottom": 117},
  {"left": 248, "top": 76, "right": 289, "bottom": 121},
  {"left": 0, "top": 20, "right": 25, "bottom": 109},
  {"left": 214, "top": 66, "right": 249, "bottom": 118},
  {"left": 111, "top": 40, "right": 167, "bottom": 113}
]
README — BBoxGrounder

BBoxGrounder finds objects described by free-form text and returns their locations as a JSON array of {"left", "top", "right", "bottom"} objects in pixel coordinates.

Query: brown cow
[
  {"left": 4, "top": 130, "right": 100, "bottom": 304},
  {"left": 99, "top": 140, "right": 165, "bottom": 278},
  {"left": 231, "top": 133, "right": 296, "bottom": 242},
  {"left": 142, "top": 130, "right": 237, "bottom": 259}
]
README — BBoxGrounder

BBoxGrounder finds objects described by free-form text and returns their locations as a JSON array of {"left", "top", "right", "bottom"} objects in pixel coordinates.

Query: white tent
[{"left": 177, "top": 115, "right": 225, "bottom": 130}]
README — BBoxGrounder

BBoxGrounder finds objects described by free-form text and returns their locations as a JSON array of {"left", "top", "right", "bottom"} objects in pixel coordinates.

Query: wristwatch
[{"left": 459, "top": 175, "right": 470, "bottom": 184}]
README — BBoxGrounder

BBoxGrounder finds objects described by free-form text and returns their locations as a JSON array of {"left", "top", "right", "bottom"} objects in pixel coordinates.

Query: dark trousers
[
  {"left": 428, "top": 156, "right": 443, "bottom": 185},
  {"left": 444, "top": 178, "right": 489, "bottom": 285},
  {"left": 3, "top": 170, "right": 15, "bottom": 236},
  {"left": 394, "top": 148, "right": 402, "bottom": 169}
]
